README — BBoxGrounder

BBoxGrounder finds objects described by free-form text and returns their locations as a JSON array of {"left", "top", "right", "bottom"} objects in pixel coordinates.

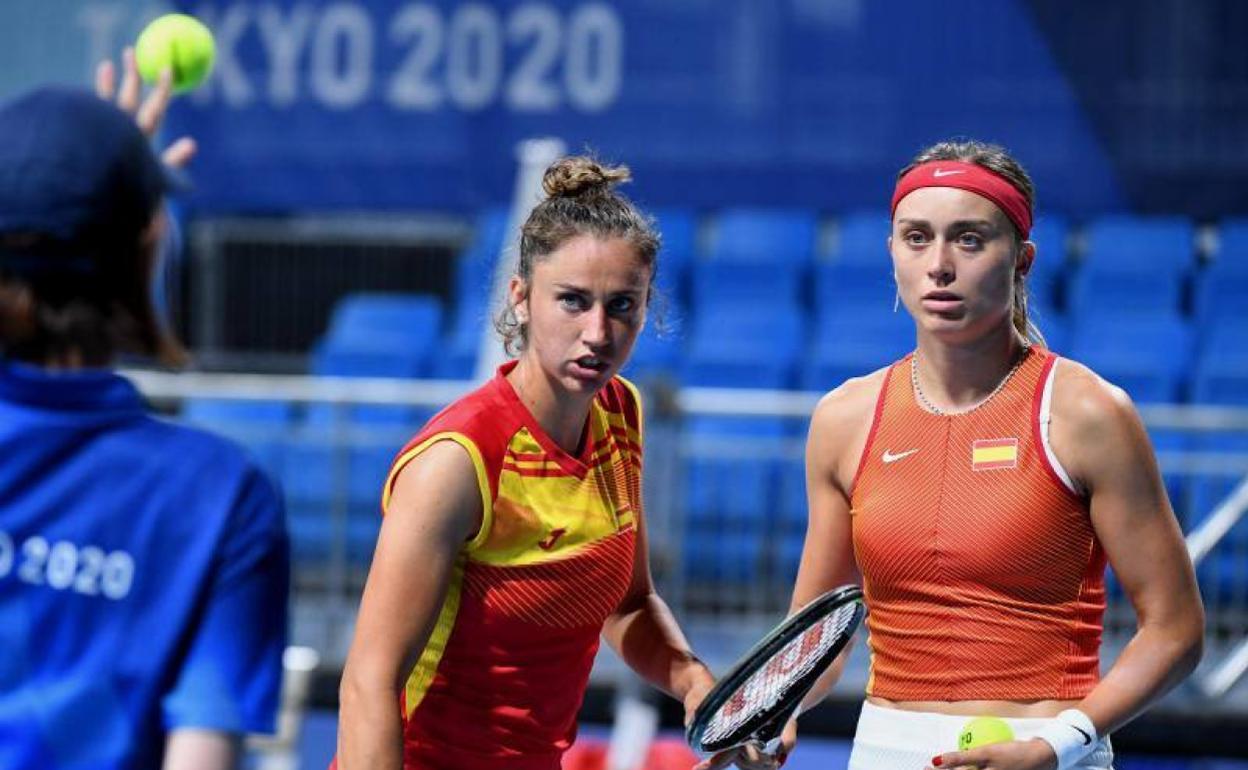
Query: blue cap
[{"left": 0, "top": 86, "right": 186, "bottom": 269}]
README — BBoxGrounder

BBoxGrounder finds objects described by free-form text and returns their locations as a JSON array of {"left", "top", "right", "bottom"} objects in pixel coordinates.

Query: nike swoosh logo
[
  {"left": 537, "top": 528, "right": 567, "bottom": 550},
  {"left": 881, "top": 448, "right": 919, "bottom": 463},
  {"left": 932, "top": 169, "right": 966, "bottom": 178},
  {"left": 1071, "top": 725, "right": 1093, "bottom": 746}
]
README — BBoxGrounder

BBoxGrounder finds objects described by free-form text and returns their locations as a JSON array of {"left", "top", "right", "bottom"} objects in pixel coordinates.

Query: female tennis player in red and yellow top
[
  {"left": 776, "top": 141, "right": 1204, "bottom": 770},
  {"left": 335, "top": 157, "right": 717, "bottom": 770}
]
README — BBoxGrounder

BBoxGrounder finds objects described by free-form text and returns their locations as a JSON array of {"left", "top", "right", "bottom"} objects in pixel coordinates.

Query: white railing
[{"left": 124, "top": 369, "right": 1248, "bottom": 700}]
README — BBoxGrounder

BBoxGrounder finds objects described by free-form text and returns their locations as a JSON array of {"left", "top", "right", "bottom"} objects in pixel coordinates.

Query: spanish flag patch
[{"left": 972, "top": 438, "right": 1018, "bottom": 471}]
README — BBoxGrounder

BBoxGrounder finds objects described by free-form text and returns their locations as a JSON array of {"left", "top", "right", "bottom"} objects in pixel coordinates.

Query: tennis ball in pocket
[
  {"left": 135, "top": 14, "right": 216, "bottom": 94},
  {"left": 958, "top": 716, "right": 1014, "bottom": 750}
]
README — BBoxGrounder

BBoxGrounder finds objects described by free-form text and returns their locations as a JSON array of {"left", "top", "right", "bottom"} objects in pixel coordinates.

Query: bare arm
[
  {"left": 789, "top": 373, "right": 879, "bottom": 709},
  {"left": 712, "top": 374, "right": 879, "bottom": 767},
  {"left": 1051, "top": 362, "right": 1205, "bottom": 736},
  {"left": 162, "top": 730, "right": 240, "bottom": 770},
  {"left": 336, "top": 442, "right": 482, "bottom": 770},
  {"left": 601, "top": 497, "right": 714, "bottom": 722}
]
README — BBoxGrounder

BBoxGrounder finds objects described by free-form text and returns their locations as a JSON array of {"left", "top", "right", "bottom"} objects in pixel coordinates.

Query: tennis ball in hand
[
  {"left": 135, "top": 14, "right": 216, "bottom": 94},
  {"left": 958, "top": 716, "right": 1014, "bottom": 750}
]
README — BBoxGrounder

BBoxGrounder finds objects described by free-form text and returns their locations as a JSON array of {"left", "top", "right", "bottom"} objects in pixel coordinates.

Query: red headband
[{"left": 890, "top": 161, "right": 1032, "bottom": 239}]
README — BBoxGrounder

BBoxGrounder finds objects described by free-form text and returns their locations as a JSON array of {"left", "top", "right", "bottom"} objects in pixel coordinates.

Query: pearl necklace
[{"left": 910, "top": 344, "right": 1031, "bottom": 417}]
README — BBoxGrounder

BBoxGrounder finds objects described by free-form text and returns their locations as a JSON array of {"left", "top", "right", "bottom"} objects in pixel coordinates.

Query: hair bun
[{"left": 542, "top": 156, "right": 631, "bottom": 199}]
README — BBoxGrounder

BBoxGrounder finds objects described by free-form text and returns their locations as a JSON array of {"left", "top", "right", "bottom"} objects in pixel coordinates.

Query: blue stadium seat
[
  {"left": 1068, "top": 311, "right": 1194, "bottom": 403},
  {"left": 709, "top": 208, "right": 817, "bottom": 265},
  {"left": 1032, "top": 312, "right": 1069, "bottom": 356},
  {"left": 325, "top": 293, "right": 444, "bottom": 342},
  {"left": 281, "top": 432, "right": 398, "bottom": 567},
  {"left": 690, "top": 260, "right": 803, "bottom": 312},
  {"left": 1195, "top": 551, "right": 1248, "bottom": 608},
  {"left": 1068, "top": 215, "right": 1195, "bottom": 317},
  {"left": 1026, "top": 216, "right": 1071, "bottom": 316},
  {"left": 181, "top": 398, "right": 293, "bottom": 478},
  {"left": 1081, "top": 215, "right": 1195, "bottom": 269},
  {"left": 623, "top": 323, "right": 685, "bottom": 383},
  {"left": 776, "top": 533, "right": 805, "bottom": 583},
  {"left": 1191, "top": 319, "right": 1248, "bottom": 406},
  {"left": 811, "top": 261, "right": 895, "bottom": 316},
  {"left": 450, "top": 207, "right": 508, "bottom": 308},
  {"left": 802, "top": 305, "right": 913, "bottom": 391},
  {"left": 311, "top": 339, "right": 426, "bottom": 379},
  {"left": 682, "top": 416, "right": 789, "bottom": 584},
  {"left": 1194, "top": 220, "right": 1248, "bottom": 325},
  {"left": 828, "top": 210, "right": 890, "bottom": 266},
  {"left": 1188, "top": 433, "right": 1248, "bottom": 602},
  {"left": 652, "top": 208, "right": 698, "bottom": 304},
  {"left": 1216, "top": 217, "right": 1248, "bottom": 259},
  {"left": 777, "top": 461, "right": 807, "bottom": 530},
  {"left": 313, "top": 293, "right": 444, "bottom": 378},
  {"left": 1186, "top": 433, "right": 1248, "bottom": 543},
  {"left": 682, "top": 306, "right": 806, "bottom": 388},
  {"left": 433, "top": 296, "right": 490, "bottom": 380},
  {"left": 1193, "top": 269, "right": 1248, "bottom": 327},
  {"left": 1067, "top": 267, "right": 1185, "bottom": 317},
  {"left": 682, "top": 535, "right": 762, "bottom": 584}
]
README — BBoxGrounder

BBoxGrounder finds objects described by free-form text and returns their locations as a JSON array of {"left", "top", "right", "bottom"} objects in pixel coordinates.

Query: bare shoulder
[
  {"left": 1050, "top": 357, "right": 1141, "bottom": 437},
  {"left": 810, "top": 366, "right": 890, "bottom": 436},
  {"left": 808, "top": 366, "right": 890, "bottom": 489},
  {"left": 387, "top": 438, "right": 484, "bottom": 543},
  {"left": 1050, "top": 357, "right": 1153, "bottom": 490}
]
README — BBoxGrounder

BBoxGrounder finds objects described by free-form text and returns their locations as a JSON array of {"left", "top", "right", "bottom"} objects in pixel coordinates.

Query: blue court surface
[{"left": 291, "top": 712, "right": 1248, "bottom": 770}]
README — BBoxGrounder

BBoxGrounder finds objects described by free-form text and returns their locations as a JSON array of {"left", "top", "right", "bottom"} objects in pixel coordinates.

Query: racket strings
[{"left": 701, "top": 604, "right": 858, "bottom": 744}]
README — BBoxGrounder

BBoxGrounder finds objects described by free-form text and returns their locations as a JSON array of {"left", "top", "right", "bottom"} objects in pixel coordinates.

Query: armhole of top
[
  {"left": 616, "top": 375, "right": 644, "bottom": 446},
  {"left": 848, "top": 364, "right": 896, "bottom": 498},
  {"left": 1034, "top": 357, "right": 1082, "bottom": 497},
  {"left": 382, "top": 431, "right": 496, "bottom": 551}
]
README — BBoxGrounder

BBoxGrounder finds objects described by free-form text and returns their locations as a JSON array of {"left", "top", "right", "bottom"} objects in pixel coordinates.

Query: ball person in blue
[{"left": 0, "top": 53, "right": 289, "bottom": 770}]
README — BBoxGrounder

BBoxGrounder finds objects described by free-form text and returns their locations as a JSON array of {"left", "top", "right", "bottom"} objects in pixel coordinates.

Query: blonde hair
[{"left": 899, "top": 140, "right": 1045, "bottom": 345}]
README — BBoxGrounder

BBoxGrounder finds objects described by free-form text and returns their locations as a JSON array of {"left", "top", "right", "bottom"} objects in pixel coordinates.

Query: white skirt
[{"left": 848, "top": 701, "right": 1114, "bottom": 770}]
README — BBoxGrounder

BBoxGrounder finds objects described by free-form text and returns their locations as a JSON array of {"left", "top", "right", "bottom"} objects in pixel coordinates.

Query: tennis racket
[{"left": 686, "top": 585, "right": 865, "bottom": 756}]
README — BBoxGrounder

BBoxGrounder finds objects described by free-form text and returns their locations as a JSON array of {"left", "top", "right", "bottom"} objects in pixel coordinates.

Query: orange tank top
[{"left": 849, "top": 347, "right": 1105, "bottom": 701}]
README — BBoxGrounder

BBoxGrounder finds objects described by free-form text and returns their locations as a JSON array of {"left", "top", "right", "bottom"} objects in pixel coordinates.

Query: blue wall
[{"left": 4, "top": 1, "right": 1244, "bottom": 218}]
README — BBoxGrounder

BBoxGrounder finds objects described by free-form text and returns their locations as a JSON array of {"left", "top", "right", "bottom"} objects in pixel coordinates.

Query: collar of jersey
[
  {"left": 495, "top": 359, "right": 595, "bottom": 479},
  {"left": 0, "top": 358, "right": 145, "bottom": 415}
]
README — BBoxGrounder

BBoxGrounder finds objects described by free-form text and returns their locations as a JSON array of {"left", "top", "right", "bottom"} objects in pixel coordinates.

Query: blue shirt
[{"left": 0, "top": 360, "right": 289, "bottom": 770}]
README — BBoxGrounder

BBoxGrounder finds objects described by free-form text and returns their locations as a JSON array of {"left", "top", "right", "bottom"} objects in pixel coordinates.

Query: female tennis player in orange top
[
  {"left": 776, "top": 141, "right": 1204, "bottom": 770},
  {"left": 335, "top": 157, "right": 719, "bottom": 770}
]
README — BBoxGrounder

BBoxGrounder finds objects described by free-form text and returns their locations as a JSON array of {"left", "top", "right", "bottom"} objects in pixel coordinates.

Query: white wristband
[{"left": 1035, "top": 709, "right": 1099, "bottom": 770}]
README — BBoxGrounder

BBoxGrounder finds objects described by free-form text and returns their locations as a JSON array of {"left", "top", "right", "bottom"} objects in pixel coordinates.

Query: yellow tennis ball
[
  {"left": 135, "top": 14, "right": 215, "bottom": 94},
  {"left": 958, "top": 716, "right": 1014, "bottom": 750}
]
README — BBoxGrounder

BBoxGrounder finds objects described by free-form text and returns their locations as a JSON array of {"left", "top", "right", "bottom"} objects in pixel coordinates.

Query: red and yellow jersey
[
  {"left": 386, "top": 361, "right": 642, "bottom": 770},
  {"left": 849, "top": 347, "right": 1105, "bottom": 701}
]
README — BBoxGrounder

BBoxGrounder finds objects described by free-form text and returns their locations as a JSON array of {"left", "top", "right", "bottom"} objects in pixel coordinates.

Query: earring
[{"left": 893, "top": 290, "right": 900, "bottom": 313}]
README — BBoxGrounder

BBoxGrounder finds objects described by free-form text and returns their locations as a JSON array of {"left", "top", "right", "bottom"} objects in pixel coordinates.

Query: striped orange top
[
  {"left": 850, "top": 347, "right": 1106, "bottom": 701},
  {"left": 383, "top": 361, "right": 642, "bottom": 769}
]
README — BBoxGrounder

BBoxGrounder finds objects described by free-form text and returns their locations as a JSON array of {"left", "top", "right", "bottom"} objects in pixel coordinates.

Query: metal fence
[{"left": 127, "top": 369, "right": 1248, "bottom": 711}]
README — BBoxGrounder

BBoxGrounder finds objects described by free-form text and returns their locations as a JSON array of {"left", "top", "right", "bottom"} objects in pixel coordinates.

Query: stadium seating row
[{"left": 181, "top": 207, "right": 1248, "bottom": 597}]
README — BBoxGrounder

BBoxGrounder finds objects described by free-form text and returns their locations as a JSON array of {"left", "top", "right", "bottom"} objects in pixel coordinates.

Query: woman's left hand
[
  {"left": 95, "top": 47, "right": 197, "bottom": 169},
  {"left": 927, "top": 738, "right": 1057, "bottom": 770}
]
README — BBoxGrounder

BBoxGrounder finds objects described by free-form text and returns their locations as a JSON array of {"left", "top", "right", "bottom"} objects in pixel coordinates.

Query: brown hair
[
  {"left": 495, "top": 155, "right": 660, "bottom": 355},
  {"left": 0, "top": 222, "right": 186, "bottom": 367},
  {"left": 898, "top": 140, "right": 1045, "bottom": 345}
]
